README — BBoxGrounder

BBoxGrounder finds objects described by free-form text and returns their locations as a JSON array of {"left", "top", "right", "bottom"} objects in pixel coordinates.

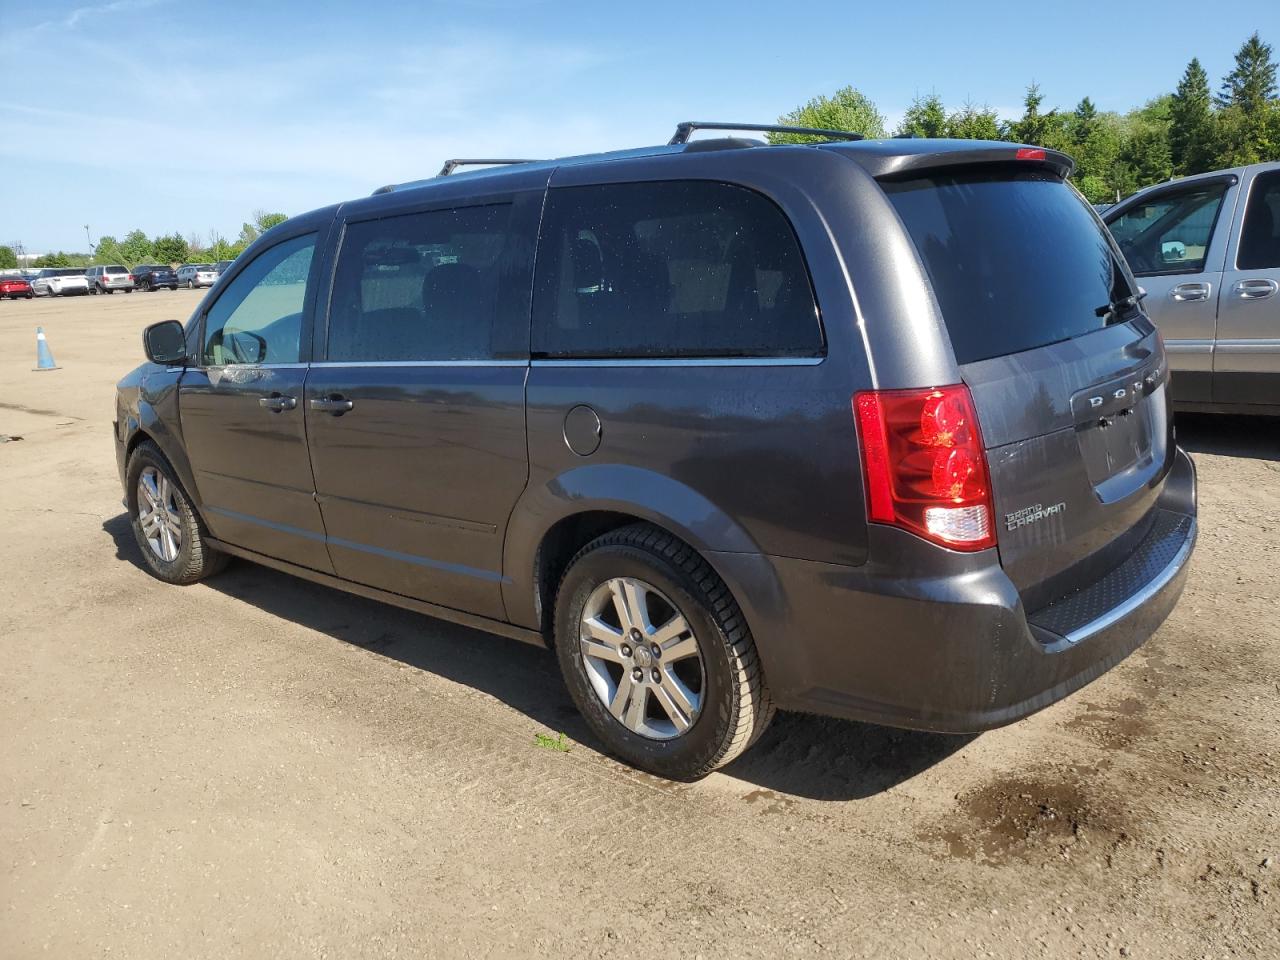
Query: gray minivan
[{"left": 114, "top": 126, "right": 1197, "bottom": 780}]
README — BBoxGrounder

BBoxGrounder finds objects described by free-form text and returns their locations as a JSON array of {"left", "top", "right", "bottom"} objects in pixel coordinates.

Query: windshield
[{"left": 883, "top": 168, "right": 1134, "bottom": 364}]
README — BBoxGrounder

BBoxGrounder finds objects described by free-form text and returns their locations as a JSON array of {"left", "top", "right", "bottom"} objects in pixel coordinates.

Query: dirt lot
[{"left": 2, "top": 291, "right": 1278, "bottom": 959}]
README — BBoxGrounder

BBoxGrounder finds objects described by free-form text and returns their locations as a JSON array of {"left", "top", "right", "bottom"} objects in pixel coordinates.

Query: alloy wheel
[
  {"left": 579, "top": 577, "right": 705, "bottom": 740},
  {"left": 136, "top": 465, "right": 183, "bottom": 562}
]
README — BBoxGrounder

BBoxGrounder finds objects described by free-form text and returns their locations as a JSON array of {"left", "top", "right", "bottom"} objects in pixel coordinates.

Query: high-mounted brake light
[
  {"left": 1015, "top": 147, "right": 1046, "bottom": 161},
  {"left": 853, "top": 385, "right": 996, "bottom": 551}
]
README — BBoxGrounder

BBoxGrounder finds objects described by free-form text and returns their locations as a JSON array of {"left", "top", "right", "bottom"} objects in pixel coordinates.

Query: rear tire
[
  {"left": 126, "top": 441, "right": 228, "bottom": 585},
  {"left": 554, "top": 523, "right": 774, "bottom": 780}
]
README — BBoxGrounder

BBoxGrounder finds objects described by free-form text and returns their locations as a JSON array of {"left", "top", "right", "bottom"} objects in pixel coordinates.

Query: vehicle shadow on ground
[
  {"left": 1175, "top": 413, "right": 1280, "bottom": 462},
  {"left": 104, "top": 513, "right": 973, "bottom": 802}
]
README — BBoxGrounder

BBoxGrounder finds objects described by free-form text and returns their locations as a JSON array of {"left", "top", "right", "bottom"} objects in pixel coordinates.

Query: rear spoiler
[{"left": 826, "top": 140, "right": 1075, "bottom": 181}]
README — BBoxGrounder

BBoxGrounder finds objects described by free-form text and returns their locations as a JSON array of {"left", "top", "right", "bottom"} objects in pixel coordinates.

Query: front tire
[
  {"left": 554, "top": 523, "right": 774, "bottom": 780},
  {"left": 126, "top": 441, "right": 228, "bottom": 584}
]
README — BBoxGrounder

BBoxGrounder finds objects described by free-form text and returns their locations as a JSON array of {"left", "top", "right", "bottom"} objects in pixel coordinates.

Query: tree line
[
  {"left": 5, "top": 32, "right": 1275, "bottom": 273},
  {"left": 771, "top": 32, "right": 1279, "bottom": 203},
  {"left": 2, "top": 210, "right": 288, "bottom": 270}
]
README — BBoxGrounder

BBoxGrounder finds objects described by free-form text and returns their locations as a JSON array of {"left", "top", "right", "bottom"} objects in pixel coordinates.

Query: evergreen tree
[
  {"left": 1216, "top": 32, "right": 1278, "bottom": 112},
  {"left": 1169, "top": 58, "right": 1217, "bottom": 175},
  {"left": 897, "top": 94, "right": 948, "bottom": 138},
  {"left": 946, "top": 102, "right": 1002, "bottom": 140},
  {"left": 1008, "top": 83, "right": 1068, "bottom": 148},
  {"left": 1071, "top": 96, "right": 1100, "bottom": 145}
]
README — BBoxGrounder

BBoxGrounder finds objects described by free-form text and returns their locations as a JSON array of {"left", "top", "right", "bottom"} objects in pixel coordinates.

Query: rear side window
[
  {"left": 1238, "top": 171, "right": 1280, "bottom": 270},
  {"left": 326, "top": 203, "right": 531, "bottom": 362},
  {"left": 884, "top": 169, "right": 1134, "bottom": 365},
  {"left": 1107, "top": 181, "right": 1228, "bottom": 276},
  {"left": 532, "top": 181, "right": 822, "bottom": 359}
]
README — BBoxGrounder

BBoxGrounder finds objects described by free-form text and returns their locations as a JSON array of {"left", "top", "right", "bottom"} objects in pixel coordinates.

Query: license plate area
[{"left": 1071, "top": 362, "right": 1166, "bottom": 503}]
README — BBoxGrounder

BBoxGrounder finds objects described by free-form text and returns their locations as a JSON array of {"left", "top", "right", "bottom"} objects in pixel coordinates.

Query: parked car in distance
[
  {"left": 116, "top": 128, "right": 1197, "bottom": 780},
  {"left": 1104, "top": 161, "right": 1280, "bottom": 415},
  {"left": 176, "top": 264, "right": 218, "bottom": 289},
  {"left": 132, "top": 265, "right": 179, "bottom": 292},
  {"left": 0, "top": 275, "right": 34, "bottom": 299},
  {"left": 32, "top": 268, "right": 90, "bottom": 297},
  {"left": 213, "top": 259, "right": 234, "bottom": 276},
  {"left": 86, "top": 265, "right": 135, "bottom": 294}
]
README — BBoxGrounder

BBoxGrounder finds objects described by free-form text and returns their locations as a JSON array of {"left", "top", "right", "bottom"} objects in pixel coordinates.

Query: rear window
[
  {"left": 883, "top": 168, "right": 1133, "bottom": 365},
  {"left": 532, "top": 180, "right": 822, "bottom": 359}
]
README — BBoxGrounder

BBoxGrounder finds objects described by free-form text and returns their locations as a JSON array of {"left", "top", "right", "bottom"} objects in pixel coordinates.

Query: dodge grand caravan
[{"left": 115, "top": 125, "right": 1198, "bottom": 780}]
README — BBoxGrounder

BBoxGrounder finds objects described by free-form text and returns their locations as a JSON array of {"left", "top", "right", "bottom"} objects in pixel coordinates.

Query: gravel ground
[{"left": 2, "top": 291, "right": 1278, "bottom": 959}]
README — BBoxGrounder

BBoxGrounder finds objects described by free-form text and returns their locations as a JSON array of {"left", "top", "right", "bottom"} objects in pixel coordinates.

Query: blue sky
[{"left": 1, "top": 0, "right": 1274, "bottom": 252}]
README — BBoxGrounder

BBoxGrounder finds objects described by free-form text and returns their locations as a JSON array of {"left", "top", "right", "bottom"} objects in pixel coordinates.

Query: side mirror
[{"left": 143, "top": 320, "right": 187, "bottom": 365}]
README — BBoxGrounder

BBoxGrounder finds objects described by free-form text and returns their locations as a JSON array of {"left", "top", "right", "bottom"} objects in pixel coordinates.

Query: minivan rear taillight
[{"left": 853, "top": 385, "right": 996, "bottom": 551}]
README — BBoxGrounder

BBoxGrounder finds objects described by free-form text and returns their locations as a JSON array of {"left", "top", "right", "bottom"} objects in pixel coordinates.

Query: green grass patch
[{"left": 533, "top": 731, "right": 571, "bottom": 753}]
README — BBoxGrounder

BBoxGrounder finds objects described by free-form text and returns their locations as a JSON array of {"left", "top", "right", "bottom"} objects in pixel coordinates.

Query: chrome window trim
[
  {"left": 529, "top": 356, "right": 825, "bottom": 368},
  {"left": 202, "top": 362, "right": 310, "bottom": 370},
  {"left": 310, "top": 360, "right": 527, "bottom": 368},
  {"left": 172, "top": 362, "right": 312, "bottom": 373}
]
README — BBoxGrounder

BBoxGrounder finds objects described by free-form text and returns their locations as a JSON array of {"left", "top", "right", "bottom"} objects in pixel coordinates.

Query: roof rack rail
[
  {"left": 668, "top": 121, "right": 864, "bottom": 145},
  {"left": 437, "top": 158, "right": 538, "bottom": 177}
]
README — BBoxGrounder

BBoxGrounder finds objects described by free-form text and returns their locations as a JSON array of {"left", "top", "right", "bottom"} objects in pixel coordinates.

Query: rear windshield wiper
[{"left": 1094, "top": 289, "right": 1146, "bottom": 324}]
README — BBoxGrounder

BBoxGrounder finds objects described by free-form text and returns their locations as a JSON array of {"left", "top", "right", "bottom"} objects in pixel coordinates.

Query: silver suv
[{"left": 86, "top": 265, "right": 135, "bottom": 294}]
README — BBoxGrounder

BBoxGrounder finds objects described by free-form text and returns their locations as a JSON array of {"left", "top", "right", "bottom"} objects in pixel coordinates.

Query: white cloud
[
  {"left": 8, "top": 0, "right": 169, "bottom": 40},
  {"left": 1, "top": 25, "right": 630, "bottom": 246}
]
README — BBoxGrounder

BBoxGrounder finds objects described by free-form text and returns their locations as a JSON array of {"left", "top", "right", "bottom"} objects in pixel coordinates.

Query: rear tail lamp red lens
[
  {"left": 1015, "top": 147, "right": 1046, "bottom": 161},
  {"left": 853, "top": 385, "right": 996, "bottom": 551}
]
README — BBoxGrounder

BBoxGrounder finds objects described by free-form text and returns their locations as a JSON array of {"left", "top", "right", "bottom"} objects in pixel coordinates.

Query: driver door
[
  {"left": 178, "top": 227, "right": 335, "bottom": 572},
  {"left": 1106, "top": 176, "right": 1239, "bottom": 403}
]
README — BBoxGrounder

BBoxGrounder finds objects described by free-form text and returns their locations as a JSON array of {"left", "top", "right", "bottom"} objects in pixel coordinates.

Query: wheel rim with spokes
[
  {"left": 136, "top": 466, "right": 183, "bottom": 562},
  {"left": 579, "top": 577, "right": 705, "bottom": 740}
]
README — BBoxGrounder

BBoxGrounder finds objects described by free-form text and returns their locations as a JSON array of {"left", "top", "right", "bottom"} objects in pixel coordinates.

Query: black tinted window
[
  {"left": 532, "top": 181, "right": 821, "bottom": 358},
  {"left": 1107, "top": 182, "right": 1228, "bottom": 276},
  {"left": 884, "top": 169, "right": 1133, "bottom": 364},
  {"left": 327, "top": 203, "right": 531, "bottom": 362},
  {"left": 1238, "top": 171, "right": 1280, "bottom": 270}
]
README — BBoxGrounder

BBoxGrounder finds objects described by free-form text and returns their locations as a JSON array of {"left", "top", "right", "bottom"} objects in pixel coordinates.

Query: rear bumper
[{"left": 713, "top": 446, "right": 1198, "bottom": 733}]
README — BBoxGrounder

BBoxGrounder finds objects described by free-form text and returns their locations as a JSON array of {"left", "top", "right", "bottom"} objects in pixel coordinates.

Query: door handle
[
  {"left": 310, "top": 396, "right": 355, "bottom": 415},
  {"left": 1232, "top": 278, "right": 1278, "bottom": 300},
  {"left": 258, "top": 393, "right": 297, "bottom": 413},
  {"left": 1169, "top": 282, "right": 1211, "bottom": 302}
]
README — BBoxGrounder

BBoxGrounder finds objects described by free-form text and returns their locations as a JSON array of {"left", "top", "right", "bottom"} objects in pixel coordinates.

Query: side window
[
  {"left": 532, "top": 181, "right": 822, "bottom": 359},
  {"left": 201, "top": 233, "right": 315, "bottom": 366},
  {"left": 1108, "top": 182, "right": 1228, "bottom": 276},
  {"left": 1237, "top": 172, "right": 1280, "bottom": 271},
  {"left": 326, "top": 203, "right": 530, "bottom": 362}
]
